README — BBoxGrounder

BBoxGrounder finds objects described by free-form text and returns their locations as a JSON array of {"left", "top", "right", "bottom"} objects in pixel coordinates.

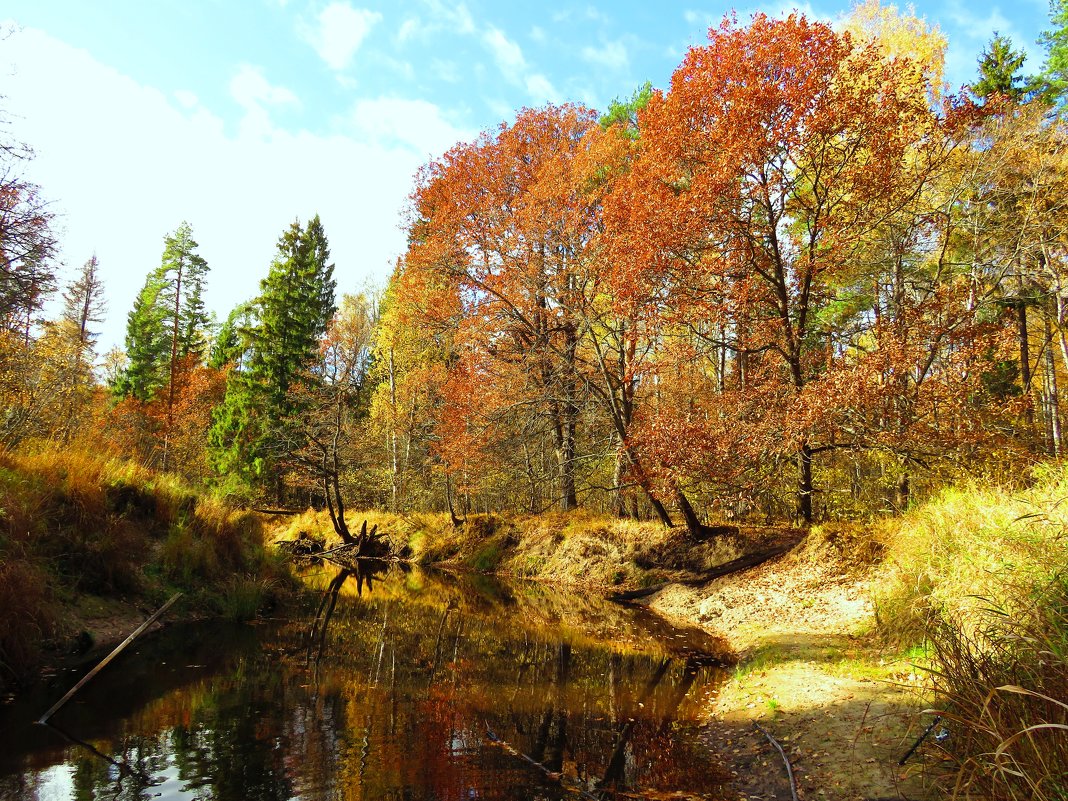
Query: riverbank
[
  {"left": 275, "top": 509, "right": 932, "bottom": 800},
  {"left": 278, "top": 483, "right": 1068, "bottom": 801},
  {"left": 647, "top": 526, "right": 933, "bottom": 801},
  {"left": 0, "top": 452, "right": 293, "bottom": 693},
  {"left": 10, "top": 456, "right": 1066, "bottom": 800}
]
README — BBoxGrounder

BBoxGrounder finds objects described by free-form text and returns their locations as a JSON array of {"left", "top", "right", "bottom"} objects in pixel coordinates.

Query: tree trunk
[
  {"left": 895, "top": 470, "right": 910, "bottom": 513},
  {"left": 1018, "top": 300, "right": 1034, "bottom": 432},
  {"left": 1044, "top": 314, "right": 1062, "bottom": 456},
  {"left": 612, "top": 445, "right": 629, "bottom": 518},
  {"left": 797, "top": 443, "right": 813, "bottom": 524},
  {"left": 553, "top": 409, "right": 578, "bottom": 511},
  {"left": 676, "top": 486, "right": 736, "bottom": 540}
]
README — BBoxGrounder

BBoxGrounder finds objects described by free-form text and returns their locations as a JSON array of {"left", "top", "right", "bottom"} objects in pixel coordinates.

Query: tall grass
[
  {"left": 927, "top": 580, "right": 1068, "bottom": 800},
  {"left": 0, "top": 451, "right": 291, "bottom": 684},
  {"left": 877, "top": 463, "right": 1068, "bottom": 800}
]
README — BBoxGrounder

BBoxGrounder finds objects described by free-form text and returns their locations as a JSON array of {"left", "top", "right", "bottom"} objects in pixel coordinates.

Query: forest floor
[{"left": 643, "top": 526, "right": 939, "bottom": 801}]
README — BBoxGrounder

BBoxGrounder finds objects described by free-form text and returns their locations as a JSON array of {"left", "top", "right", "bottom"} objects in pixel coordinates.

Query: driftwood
[
  {"left": 38, "top": 592, "right": 182, "bottom": 724},
  {"left": 754, "top": 721, "right": 800, "bottom": 801},
  {"left": 281, "top": 520, "right": 395, "bottom": 562},
  {"left": 610, "top": 541, "right": 797, "bottom": 602},
  {"left": 899, "top": 714, "right": 944, "bottom": 765}
]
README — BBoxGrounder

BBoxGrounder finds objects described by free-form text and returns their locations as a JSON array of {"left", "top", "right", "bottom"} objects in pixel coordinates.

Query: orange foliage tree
[
  {"left": 602, "top": 14, "right": 991, "bottom": 521},
  {"left": 402, "top": 104, "right": 602, "bottom": 511}
]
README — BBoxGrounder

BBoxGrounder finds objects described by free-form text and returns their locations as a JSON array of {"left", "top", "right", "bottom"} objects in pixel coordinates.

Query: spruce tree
[
  {"left": 113, "top": 272, "right": 169, "bottom": 401},
  {"left": 112, "top": 222, "right": 210, "bottom": 403},
  {"left": 973, "top": 34, "right": 1028, "bottom": 101},
  {"left": 208, "top": 215, "right": 337, "bottom": 500}
]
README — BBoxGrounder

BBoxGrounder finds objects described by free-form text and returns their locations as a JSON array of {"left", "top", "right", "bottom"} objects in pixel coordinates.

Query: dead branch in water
[{"left": 38, "top": 592, "right": 182, "bottom": 724}]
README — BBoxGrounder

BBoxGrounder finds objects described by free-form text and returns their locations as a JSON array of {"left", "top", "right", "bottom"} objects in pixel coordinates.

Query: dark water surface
[{"left": 0, "top": 564, "right": 732, "bottom": 800}]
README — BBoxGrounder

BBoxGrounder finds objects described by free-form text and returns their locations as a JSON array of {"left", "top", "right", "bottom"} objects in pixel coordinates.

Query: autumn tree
[
  {"left": 288, "top": 293, "right": 376, "bottom": 542},
  {"left": 603, "top": 14, "right": 970, "bottom": 522},
  {"left": 0, "top": 106, "right": 56, "bottom": 340},
  {"left": 402, "top": 105, "right": 601, "bottom": 512}
]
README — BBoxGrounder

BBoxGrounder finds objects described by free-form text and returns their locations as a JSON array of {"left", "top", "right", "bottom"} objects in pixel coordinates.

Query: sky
[{"left": 0, "top": 0, "right": 1053, "bottom": 353}]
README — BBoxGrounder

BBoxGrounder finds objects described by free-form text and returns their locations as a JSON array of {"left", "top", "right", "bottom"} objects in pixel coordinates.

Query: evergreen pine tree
[
  {"left": 208, "top": 215, "right": 337, "bottom": 500},
  {"left": 973, "top": 34, "right": 1028, "bottom": 101},
  {"left": 112, "top": 222, "right": 210, "bottom": 403},
  {"left": 1036, "top": 0, "right": 1068, "bottom": 103},
  {"left": 113, "top": 272, "right": 169, "bottom": 401}
]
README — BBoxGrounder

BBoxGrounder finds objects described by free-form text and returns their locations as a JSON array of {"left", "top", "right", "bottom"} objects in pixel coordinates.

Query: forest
[
  {"left": 4, "top": 3, "right": 1068, "bottom": 799},
  {"left": 3, "top": 5, "right": 1065, "bottom": 533}
]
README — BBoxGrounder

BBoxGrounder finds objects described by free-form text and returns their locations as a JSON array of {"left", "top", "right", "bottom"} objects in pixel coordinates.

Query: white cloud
[
  {"left": 230, "top": 64, "right": 299, "bottom": 110},
  {"left": 431, "top": 58, "right": 460, "bottom": 83},
  {"left": 530, "top": 25, "right": 546, "bottom": 44},
  {"left": 301, "top": 2, "right": 382, "bottom": 71},
  {"left": 229, "top": 64, "right": 300, "bottom": 139},
  {"left": 525, "top": 74, "right": 559, "bottom": 102},
  {"left": 397, "top": 16, "right": 422, "bottom": 44},
  {"left": 480, "top": 25, "right": 557, "bottom": 102},
  {"left": 581, "top": 40, "right": 629, "bottom": 70},
  {"left": 483, "top": 26, "right": 527, "bottom": 76},
  {"left": 346, "top": 97, "right": 474, "bottom": 157},
  {"left": 422, "top": 0, "right": 476, "bottom": 35},
  {"left": 174, "top": 89, "right": 199, "bottom": 109},
  {"left": 0, "top": 25, "right": 461, "bottom": 352}
]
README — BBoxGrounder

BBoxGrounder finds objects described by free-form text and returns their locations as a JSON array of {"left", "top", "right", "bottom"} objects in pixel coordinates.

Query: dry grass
[
  {"left": 875, "top": 465, "right": 1068, "bottom": 647},
  {"left": 0, "top": 450, "right": 290, "bottom": 684},
  {"left": 873, "top": 462, "right": 1068, "bottom": 800},
  {"left": 927, "top": 581, "right": 1068, "bottom": 801}
]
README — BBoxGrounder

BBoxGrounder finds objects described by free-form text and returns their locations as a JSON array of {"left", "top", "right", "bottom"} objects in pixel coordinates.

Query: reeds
[{"left": 927, "top": 580, "right": 1068, "bottom": 800}]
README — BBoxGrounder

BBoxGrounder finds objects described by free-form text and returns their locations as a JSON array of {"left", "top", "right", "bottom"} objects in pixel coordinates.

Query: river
[{"left": 0, "top": 562, "right": 732, "bottom": 800}]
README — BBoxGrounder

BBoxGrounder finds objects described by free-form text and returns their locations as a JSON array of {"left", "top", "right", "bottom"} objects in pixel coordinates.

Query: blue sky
[{"left": 0, "top": 0, "right": 1053, "bottom": 352}]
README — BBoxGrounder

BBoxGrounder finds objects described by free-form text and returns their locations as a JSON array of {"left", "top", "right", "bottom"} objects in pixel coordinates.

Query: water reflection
[{"left": 0, "top": 565, "right": 731, "bottom": 801}]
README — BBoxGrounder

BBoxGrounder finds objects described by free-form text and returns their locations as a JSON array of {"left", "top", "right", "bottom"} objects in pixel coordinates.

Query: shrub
[{"left": 0, "top": 559, "right": 55, "bottom": 683}]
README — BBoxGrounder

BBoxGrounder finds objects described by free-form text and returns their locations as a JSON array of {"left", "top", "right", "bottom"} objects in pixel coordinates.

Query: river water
[{"left": 0, "top": 563, "right": 732, "bottom": 800}]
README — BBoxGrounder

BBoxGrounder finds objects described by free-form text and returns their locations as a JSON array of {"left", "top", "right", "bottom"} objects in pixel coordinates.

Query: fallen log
[
  {"left": 610, "top": 541, "right": 797, "bottom": 602},
  {"left": 38, "top": 592, "right": 182, "bottom": 724},
  {"left": 484, "top": 720, "right": 600, "bottom": 801}
]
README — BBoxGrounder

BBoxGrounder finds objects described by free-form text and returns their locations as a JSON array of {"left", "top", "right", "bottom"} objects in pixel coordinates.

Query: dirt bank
[{"left": 644, "top": 526, "right": 935, "bottom": 801}]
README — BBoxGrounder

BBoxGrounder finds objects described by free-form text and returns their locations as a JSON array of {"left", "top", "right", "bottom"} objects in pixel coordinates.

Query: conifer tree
[
  {"left": 113, "top": 272, "right": 169, "bottom": 401},
  {"left": 973, "top": 34, "right": 1028, "bottom": 101},
  {"left": 62, "top": 254, "right": 106, "bottom": 358},
  {"left": 112, "top": 222, "right": 210, "bottom": 403},
  {"left": 208, "top": 215, "right": 337, "bottom": 500}
]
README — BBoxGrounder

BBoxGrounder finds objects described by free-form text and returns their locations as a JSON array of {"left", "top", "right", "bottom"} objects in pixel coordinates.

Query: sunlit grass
[{"left": 0, "top": 449, "right": 293, "bottom": 683}]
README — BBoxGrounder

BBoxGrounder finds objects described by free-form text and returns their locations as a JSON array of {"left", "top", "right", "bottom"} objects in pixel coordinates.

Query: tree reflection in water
[{"left": 1, "top": 565, "right": 732, "bottom": 801}]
